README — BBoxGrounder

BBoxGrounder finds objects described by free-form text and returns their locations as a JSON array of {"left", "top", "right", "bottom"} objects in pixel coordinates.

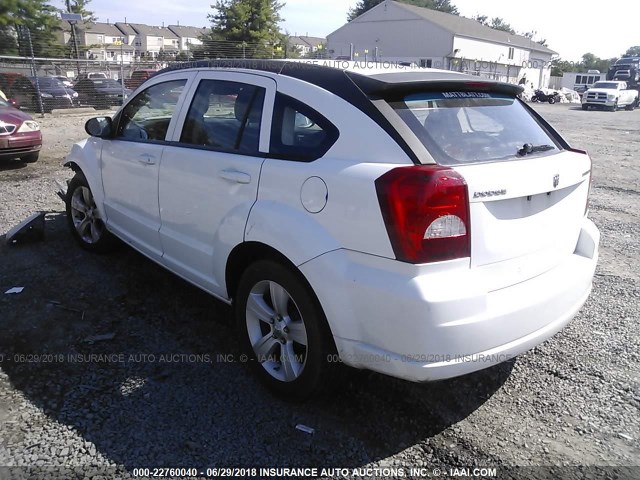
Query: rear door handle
[
  {"left": 137, "top": 153, "right": 156, "bottom": 165},
  {"left": 219, "top": 169, "right": 251, "bottom": 184}
]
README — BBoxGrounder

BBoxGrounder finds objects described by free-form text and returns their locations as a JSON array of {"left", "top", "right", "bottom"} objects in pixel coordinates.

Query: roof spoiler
[{"left": 348, "top": 72, "right": 524, "bottom": 99}]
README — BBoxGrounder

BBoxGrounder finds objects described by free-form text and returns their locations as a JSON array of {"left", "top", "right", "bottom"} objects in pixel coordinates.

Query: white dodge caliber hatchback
[{"left": 64, "top": 60, "right": 600, "bottom": 398}]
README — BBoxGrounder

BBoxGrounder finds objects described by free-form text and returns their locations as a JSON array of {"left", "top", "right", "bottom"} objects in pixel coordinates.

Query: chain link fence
[{"left": 0, "top": 35, "right": 337, "bottom": 114}]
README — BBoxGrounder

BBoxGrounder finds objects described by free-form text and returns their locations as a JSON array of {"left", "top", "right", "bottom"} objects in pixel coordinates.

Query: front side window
[
  {"left": 389, "top": 91, "right": 559, "bottom": 165},
  {"left": 270, "top": 93, "right": 339, "bottom": 162},
  {"left": 179, "top": 79, "right": 265, "bottom": 153},
  {"left": 116, "top": 79, "right": 186, "bottom": 142}
]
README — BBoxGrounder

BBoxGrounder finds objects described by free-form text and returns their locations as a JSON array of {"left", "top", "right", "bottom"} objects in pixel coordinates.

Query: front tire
[
  {"left": 548, "top": 96, "right": 556, "bottom": 104},
  {"left": 582, "top": 104, "right": 589, "bottom": 110},
  {"left": 21, "top": 152, "right": 39, "bottom": 163},
  {"left": 235, "top": 260, "right": 337, "bottom": 400},
  {"left": 65, "top": 173, "right": 117, "bottom": 253}
]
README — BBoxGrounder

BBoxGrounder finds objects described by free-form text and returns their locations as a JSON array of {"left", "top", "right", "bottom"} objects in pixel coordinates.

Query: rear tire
[
  {"left": 65, "top": 172, "right": 118, "bottom": 253},
  {"left": 234, "top": 260, "right": 338, "bottom": 400},
  {"left": 21, "top": 152, "right": 39, "bottom": 163},
  {"left": 548, "top": 97, "right": 556, "bottom": 104}
]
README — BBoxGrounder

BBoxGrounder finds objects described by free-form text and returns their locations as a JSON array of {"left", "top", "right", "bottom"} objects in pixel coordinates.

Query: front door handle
[
  {"left": 219, "top": 169, "right": 251, "bottom": 184},
  {"left": 137, "top": 153, "right": 156, "bottom": 166}
]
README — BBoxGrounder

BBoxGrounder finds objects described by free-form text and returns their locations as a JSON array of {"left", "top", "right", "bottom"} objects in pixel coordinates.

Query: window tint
[
  {"left": 117, "top": 79, "right": 186, "bottom": 141},
  {"left": 270, "top": 93, "right": 339, "bottom": 162},
  {"left": 389, "top": 92, "right": 559, "bottom": 165},
  {"left": 180, "top": 80, "right": 265, "bottom": 153}
]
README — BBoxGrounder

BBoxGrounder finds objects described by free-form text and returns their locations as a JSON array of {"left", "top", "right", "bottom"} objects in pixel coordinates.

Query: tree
[
  {"left": 623, "top": 46, "right": 640, "bottom": 57},
  {"left": 0, "top": 0, "right": 63, "bottom": 57},
  {"left": 348, "top": 0, "right": 458, "bottom": 22},
  {"left": 472, "top": 14, "right": 515, "bottom": 34},
  {"left": 550, "top": 58, "right": 576, "bottom": 77},
  {"left": 550, "top": 53, "right": 616, "bottom": 76},
  {"left": 0, "top": 27, "right": 19, "bottom": 55},
  {"left": 472, "top": 14, "right": 488, "bottom": 25},
  {"left": 488, "top": 17, "right": 514, "bottom": 34},
  {"left": 521, "top": 30, "right": 547, "bottom": 47},
  {"left": 580, "top": 53, "right": 614, "bottom": 73},
  {"left": 207, "top": 0, "right": 284, "bottom": 47}
]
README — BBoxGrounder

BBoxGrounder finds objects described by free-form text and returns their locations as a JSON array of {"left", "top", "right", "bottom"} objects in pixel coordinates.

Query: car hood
[{"left": 0, "top": 106, "right": 33, "bottom": 123}]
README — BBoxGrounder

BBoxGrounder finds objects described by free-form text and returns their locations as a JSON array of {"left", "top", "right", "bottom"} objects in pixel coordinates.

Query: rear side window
[
  {"left": 389, "top": 92, "right": 559, "bottom": 165},
  {"left": 270, "top": 93, "right": 339, "bottom": 162},
  {"left": 179, "top": 79, "right": 265, "bottom": 154}
]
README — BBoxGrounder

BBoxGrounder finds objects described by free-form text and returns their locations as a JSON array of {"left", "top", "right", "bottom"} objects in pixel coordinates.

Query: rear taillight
[
  {"left": 569, "top": 148, "right": 592, "bottom": 215},
  {"left": 375, "top": 165, "right": 470, "bottom": 264}
]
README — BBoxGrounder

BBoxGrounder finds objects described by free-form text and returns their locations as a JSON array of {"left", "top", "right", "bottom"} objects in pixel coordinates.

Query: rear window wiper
[{"left": 517, "top": 143, "right": 555, "bottom": 156}]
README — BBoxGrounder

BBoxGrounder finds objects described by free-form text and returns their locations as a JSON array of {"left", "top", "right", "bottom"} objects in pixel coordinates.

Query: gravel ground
[{"left": 0, "top": 104, "right": 638, "bottom": 480}]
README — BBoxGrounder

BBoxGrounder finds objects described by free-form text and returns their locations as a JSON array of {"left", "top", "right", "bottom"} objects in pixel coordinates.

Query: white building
[
  {"left": 288, "top": 36, "right": 326, "bottom": 57},
  {"left": 60, "top": 21, "right": 135, "bottom": 63},
  {"left": 556, "top": 71, "right": 604, "bottom": 90},
  {"left": 168, "top": 25, "right": 208, "bottom": 54},
  {"left": 327, "top": 0, "right": 557, "bottom": 88}
]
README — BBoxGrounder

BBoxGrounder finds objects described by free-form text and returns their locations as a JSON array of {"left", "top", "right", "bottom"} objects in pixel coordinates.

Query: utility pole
[
  {"left": 22, "top": 26, "right": 45, "bottom": 116},
  {"left": 64, "top": 0, "right": 82, "bottom": 75},
  {"left": 120, "top": 39, "right": 125, "bottom": 105}
]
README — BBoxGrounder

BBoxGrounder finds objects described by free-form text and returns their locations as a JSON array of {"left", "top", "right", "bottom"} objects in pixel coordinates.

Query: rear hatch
[{"left": 384, "top": 85, "right": 591, "bottom": 286}]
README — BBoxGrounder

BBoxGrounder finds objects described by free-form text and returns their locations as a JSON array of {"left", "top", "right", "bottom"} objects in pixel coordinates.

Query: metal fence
[{"left": 0, "top": 34, "right": 337, "bottom": 114}]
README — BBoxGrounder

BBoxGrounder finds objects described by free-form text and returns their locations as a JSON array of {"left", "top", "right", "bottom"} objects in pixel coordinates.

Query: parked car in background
[
  {"left": 74, "top": 72, "right": 109, "bottom": 82},
  {"left": 123, "top": 69, "right": 157, "bottom": 90},
  {"left": 574, "top": 85, "right": 589, "bottom": 97},
  {"left": 0, "top": 96, "right": 42, "bottom": 163},
  {"left": 52, "top": 75, "right": 74, "bottom": 89},
  {"left": 30, "top": 77, "right": 79, "bottom": 109},
  {"left": 582, "top": 81, "right": 638, "bottom": 111},
  {"left": 0, "top": 73, "right": 49, "bottom": 112},
  {"left": 74, "top": 78, "right": 132, "bottom": 109},
  {"left": 63, "top": 60, "right": 599, "bottom": 399}
]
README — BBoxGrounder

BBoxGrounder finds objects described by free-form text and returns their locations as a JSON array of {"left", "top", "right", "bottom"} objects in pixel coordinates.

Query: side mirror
[{"left": 85, "top": 116, "right": 112, "bottom": 138}]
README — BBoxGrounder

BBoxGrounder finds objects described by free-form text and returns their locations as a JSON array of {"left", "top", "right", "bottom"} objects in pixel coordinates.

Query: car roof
[
  {"left": 155, "top": 59, "right": 522, "bottom": 166},
  {"left": 157, "top": 59, "right": 523, "bottom": 97}
]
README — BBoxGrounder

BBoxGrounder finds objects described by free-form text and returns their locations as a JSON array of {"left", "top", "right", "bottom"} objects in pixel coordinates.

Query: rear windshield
[{"left": 389, "top": 92, "right": 559, "bottom": 165}]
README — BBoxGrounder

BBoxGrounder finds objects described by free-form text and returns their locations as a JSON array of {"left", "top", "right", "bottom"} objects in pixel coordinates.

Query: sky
[{"left": 80, "top": 0, "right": 639, "bottom": 62}]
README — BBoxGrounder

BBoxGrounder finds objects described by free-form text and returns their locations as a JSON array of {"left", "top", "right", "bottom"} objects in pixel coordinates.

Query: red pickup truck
[{"left": 124, "top": 69, "right": 157, "bottom": 90}]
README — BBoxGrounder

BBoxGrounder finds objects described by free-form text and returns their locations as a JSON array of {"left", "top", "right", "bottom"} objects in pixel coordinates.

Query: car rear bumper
[{"left": 300, "top": 218, "right": 599, "bottom": 382}]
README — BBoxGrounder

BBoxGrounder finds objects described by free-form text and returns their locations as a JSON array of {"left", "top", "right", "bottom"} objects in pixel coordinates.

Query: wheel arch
[
  {"left": 225, "top": 241, "right": 337, "bottom": 350},
  {"left": 63, "top": 139, "right": 106, "bottom": 220},
  {"left": 226, "top": 241, "right": 301, "bottom": 303}
]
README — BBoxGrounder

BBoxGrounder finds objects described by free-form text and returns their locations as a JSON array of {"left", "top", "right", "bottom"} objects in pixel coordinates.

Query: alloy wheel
[
  {"left": 245, "top": 280, "right": 308, "bottom": 382},
  {"left": 70, "top": 186, "right": 105, "bottom": 244}
]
